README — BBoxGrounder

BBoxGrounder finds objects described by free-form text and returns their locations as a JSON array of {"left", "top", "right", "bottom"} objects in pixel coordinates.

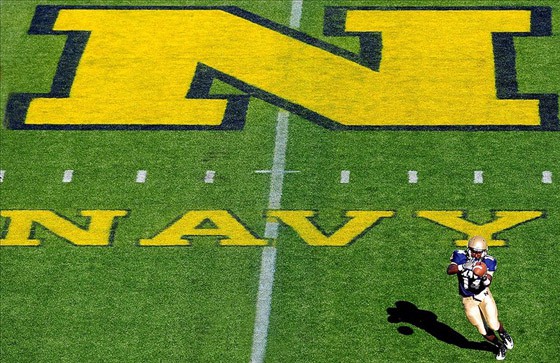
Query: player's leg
[
  {"left": 481, "top": 290, "right": 514, "bottom": 350},
  {"left": 480, "top": 291, "right": 510, "bottom": 360},
  {"left": 464, "top": 295, "right": 507, "bottom": 360},
  {"left": 497, "top": 324, "right": 514, "bottom": 350},
  {"left": 462, "top": 296, "right": 486, "bottom": 334}
]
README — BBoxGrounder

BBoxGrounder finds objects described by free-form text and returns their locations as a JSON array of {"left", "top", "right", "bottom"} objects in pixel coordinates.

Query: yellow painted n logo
[{"left": 5, "top": 6, "right": 558, "bottom": 130}]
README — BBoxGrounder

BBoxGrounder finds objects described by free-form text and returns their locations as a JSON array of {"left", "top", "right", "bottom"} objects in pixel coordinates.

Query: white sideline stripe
[
  {"left": 340, "top": 170, "right": 350, "bottom": 184},
  {"left": 474, "top": 170, "right": 484, "bottom": 184},
  {"left": 0, "top": 170, "right": 5, "bottom": 182},
  {"left": 136, "top": 170, "right": 147, "bottom": 183},
  {"left": 542, "top": 171, "right": 552, "bottom": 184},
  {"left": 63, "top": 170, "right": 74, "bottom": 183},
  {"left": 408, "top": 170, "right": 418, "bottom": 184},
  {"left": 204, "top": 170, "right": 215, "bottom": 183}
]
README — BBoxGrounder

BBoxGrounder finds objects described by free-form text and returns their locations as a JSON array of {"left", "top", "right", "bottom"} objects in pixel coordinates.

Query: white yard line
[
  {"left": 250, "top": 245, "right": 278, "bottom": 363},
  {"left": 250, "top": 110, "right": 289, "bottom": 363},
  {"left": 267, "top": 110, "right": 290, "bottom": 211},
  {"left": 289, "top": 0, "right": 303, "bottom": 28},
  {"left": 251, "top": 2, "right": 303, "bottom": 361}
]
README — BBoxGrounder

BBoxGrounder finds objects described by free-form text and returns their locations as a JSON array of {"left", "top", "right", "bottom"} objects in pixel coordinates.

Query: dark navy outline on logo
[{"left": 4, "top": 5, "right": 558, "bottom": 131}]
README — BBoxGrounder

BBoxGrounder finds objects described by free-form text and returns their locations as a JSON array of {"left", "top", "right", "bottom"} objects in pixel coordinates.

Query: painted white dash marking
[
  {"left": 408, "top": 170, "right": 418, "bottom": 184},
  {"left": 0, "top": 170, "right": 5, "bottom": 182},
  {"left": 204, "top": 170, "right": 215, "bottom": 184},
  {"left": 542, "top": 171, "right": 552, "bottom": 184},
  {"left": 136, "top": 170, "right": 147, "bottom": 183},
  {"left": 340, "top": 170, "right": 350, "bottom": 184},
  {"left": 63, "top": 170, "right": 74, "bottom": 183},
  {"left": 474, "top": 170, "right": 484, "bottom": 184}
]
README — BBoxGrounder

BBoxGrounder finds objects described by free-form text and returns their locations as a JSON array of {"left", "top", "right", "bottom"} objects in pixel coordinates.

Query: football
[{"left": 473, "top": 261, "right": 488, "bottom": 277}]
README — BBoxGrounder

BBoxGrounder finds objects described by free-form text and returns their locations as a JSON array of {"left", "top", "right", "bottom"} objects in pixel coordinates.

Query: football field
[{"left": 1, "top": 0, "right": 559, "bottom": 362}]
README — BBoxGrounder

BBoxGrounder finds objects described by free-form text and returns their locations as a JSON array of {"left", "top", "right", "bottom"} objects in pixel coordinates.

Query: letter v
[{"left": 267, "top": 210, "right": 394, "bottom": 246}]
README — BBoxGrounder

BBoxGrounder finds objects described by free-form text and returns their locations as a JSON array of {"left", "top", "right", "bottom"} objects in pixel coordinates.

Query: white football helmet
[{"left": 467, "top": 235, "right": 488, "bottom": 259}]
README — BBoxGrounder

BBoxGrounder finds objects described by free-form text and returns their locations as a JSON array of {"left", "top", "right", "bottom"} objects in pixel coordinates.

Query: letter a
[{"left": 139, "top": 210, "right": 267, "bottom": 246}]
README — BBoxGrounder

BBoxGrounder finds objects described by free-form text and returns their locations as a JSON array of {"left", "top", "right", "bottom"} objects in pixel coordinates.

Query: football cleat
[
  {"left": 500, "top": 331, "right": 514, "bottom": 350},
  {"left": 496, "top": 344, "right": 507, "bottom": 360}
]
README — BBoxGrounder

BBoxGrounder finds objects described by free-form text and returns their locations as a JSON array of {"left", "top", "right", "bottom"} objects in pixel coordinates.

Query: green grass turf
[{"left": 1, "top": 0, "right": 559, "bottom": 362}]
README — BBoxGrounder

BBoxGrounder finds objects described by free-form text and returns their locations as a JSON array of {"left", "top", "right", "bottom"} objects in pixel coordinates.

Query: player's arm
[
  {"left": 447, "top": 263, "right": 460, "bottom": 275},
  {"left": 447, "top": 251, "right": 474, "bottom": 275},
  {"left": 481, "top": 270, "right": 493, "bottom": 286},
  {"left": 481, "top": 257, "right": 497, "bottom": 286},
  {"left": 447, "top": 261, "right": 473, "bottom": 275}
]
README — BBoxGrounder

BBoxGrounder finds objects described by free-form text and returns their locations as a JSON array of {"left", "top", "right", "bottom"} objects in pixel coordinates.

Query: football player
[{"left": 447, "top": 236, "right": 514, "bottom": 360}]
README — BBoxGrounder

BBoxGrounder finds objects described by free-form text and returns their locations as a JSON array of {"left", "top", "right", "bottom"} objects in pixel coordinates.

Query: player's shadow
[{"left": 387, "top": 301, "right": 496, "bottom": 353}]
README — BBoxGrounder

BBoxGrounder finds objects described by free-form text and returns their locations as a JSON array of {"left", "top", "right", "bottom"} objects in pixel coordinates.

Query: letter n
[{"left": 0, "top": 210, "right": 128, "bottom": 246}]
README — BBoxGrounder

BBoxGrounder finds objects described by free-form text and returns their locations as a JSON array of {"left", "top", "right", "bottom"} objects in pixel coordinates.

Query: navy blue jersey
[{"left": 450, "top": 250, "right": 497, "bottom": 297}]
